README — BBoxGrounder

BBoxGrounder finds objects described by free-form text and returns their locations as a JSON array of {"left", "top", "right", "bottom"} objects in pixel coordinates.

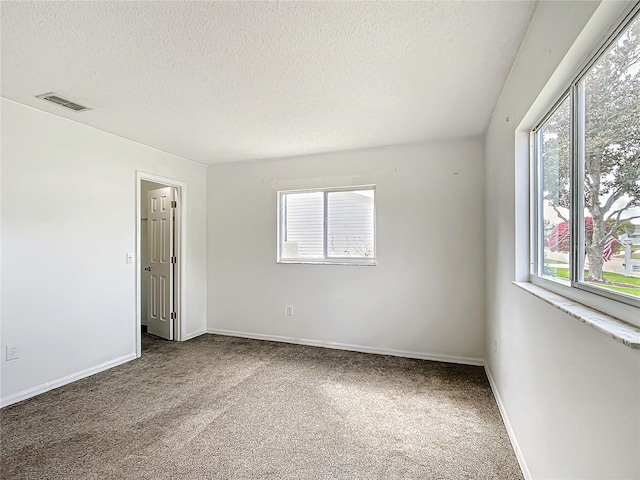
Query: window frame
[
  {"left": 531, "top": 91, "right": 573, "bottom": 290},
  {"left": 530, "top": 5, "right": 640, "bottom": 311},
  {"left": 277, "top": 185, "right": 377, "bottom": 266}
]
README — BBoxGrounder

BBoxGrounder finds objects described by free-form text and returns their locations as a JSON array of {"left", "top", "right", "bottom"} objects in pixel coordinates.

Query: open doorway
[{"left": 136, "top": 172, "right": 187, "bottom": 357}]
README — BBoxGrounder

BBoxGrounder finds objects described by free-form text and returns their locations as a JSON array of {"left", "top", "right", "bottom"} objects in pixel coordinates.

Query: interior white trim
[
  {"left": 182, "top": 330, "right": 207, "bottom": 341},
  {"left": 136, "top": 171, "right": 188, "bottom": 356},
  {"left": 485, "top": 365, "right": 532, "bottom": 480},
  {"left": 0, "top": 353, "right": 136, "bottom": 408},
  {"left": 206, "top": 328, "right": 484, "bottom": 366}
]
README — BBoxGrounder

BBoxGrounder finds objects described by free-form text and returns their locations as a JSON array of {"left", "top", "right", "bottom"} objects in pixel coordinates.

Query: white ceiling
[{"left": 1, "top": 1, "right": 535, "bottom": 164}]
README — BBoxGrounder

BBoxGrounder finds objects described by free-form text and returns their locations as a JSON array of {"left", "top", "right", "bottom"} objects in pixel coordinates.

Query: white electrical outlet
[
  {"left": 286, "top": 305, "right": 294, "bottom": 316},
  {"left": 493, "top": 340, "right": 498, "bottom": 354},
  {"left": 6, "top": 345, "right": 19, "bottom": 361},
  {"left": 126, "top": 252, "right": 134, "bottom": 264}
]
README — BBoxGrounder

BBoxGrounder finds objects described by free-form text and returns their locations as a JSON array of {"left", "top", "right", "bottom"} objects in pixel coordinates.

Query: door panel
[{"left": 146, "top": 187, "right": 175, "bottom": 340}]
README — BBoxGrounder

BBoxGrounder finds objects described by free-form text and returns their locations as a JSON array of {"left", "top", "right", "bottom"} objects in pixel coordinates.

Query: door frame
[{"left": 135, "top": 171, "right": 187, "bottom": 357}]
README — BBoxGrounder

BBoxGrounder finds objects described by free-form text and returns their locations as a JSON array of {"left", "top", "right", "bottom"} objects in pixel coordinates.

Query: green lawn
[{"left": 544, "top": 265, "right": 640, "bottom": 297}]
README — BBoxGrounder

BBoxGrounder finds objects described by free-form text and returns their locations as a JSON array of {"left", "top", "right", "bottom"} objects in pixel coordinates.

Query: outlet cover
[
  {"left": 6, "top": 345, "right": 19, "bottom": 361},
  {"left": 286, "top": 305, "right": 294, "bottom": 316}
]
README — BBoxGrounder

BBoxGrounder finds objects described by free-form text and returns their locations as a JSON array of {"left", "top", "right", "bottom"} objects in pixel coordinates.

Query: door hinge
[
  {"left": 171, "top": 256, "right": 177, "bottom": 264},
  {"left": 171, "top": 200, "right": 177, "bottom": 208},
  {"left": 171, "top": 312, "right": 177, "bottom": 320}
]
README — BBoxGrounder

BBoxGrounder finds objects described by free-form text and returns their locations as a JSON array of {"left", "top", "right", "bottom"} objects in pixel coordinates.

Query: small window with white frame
[
  {"left": 531, "top": 7, "right": 640, "bottom": 309},
  {"left": 278, "top": 186, "right": 376, "bottom": 265}
]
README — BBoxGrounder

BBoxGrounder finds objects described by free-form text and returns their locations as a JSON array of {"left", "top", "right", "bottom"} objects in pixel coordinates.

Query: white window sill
[
  {"left": 277, "top": 260, "right": 376, "bottom": 266},
  {"left": 513, "top": 281, "right": 640, "bottom": 349}
]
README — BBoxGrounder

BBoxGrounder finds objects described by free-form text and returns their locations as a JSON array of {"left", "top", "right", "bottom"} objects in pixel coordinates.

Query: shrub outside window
[
  {"left": 532, "top": 10, "right": 640, "bottom": 308},
  {"left": 278, "top": 186, "right": 376, "bottom": 265}
]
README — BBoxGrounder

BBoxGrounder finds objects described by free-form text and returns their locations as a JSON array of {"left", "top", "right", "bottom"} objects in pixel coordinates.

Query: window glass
[
  {"left": 327, "top": 190, "right": 375, "bottom": 258},
  {"left": 279, "top": 187, "right": 376, "bottom": 264},
  {"left": 281, "top": 192, "right": 324, "bottom": 259},
  {"left": 580, "top": 16, "right": 640, "bottom": 299},
  {"left": 531, "top": 12, "right": 640, "bottom": 310},
  {"left": 539, "top": 96, "right": 571, "bottom": 285}
]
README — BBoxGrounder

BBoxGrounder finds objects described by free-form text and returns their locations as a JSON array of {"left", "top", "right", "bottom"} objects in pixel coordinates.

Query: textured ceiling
[{"left": 1, "top": 1, "right": 535, "bottom": 164}]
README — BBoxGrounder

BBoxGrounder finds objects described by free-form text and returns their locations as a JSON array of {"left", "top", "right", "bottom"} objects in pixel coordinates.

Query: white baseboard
[
  {"left": 182, "top": 330, "right": 206, "bottom": 341},
  {"left": 206, "top": 328, "right": 484, "bottom": 366},
  {"left": 484, "top": 365, "right": 532, "bottom": 480},
  {"left": 1, "top": 353, "right": 137, "bottom": 408}
]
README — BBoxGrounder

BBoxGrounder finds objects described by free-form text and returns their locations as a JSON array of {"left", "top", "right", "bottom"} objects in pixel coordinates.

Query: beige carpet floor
[{"left": 1, "top": 334, "right": 522, "bottom": 479}]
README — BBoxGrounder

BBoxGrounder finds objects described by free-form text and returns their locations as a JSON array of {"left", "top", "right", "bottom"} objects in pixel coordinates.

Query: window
[
  {"left": 531, "top": 10, "right": 640, "bottom": 308},
  {"left": 278, "top": 186, "right": 376, "bottom": 265}
]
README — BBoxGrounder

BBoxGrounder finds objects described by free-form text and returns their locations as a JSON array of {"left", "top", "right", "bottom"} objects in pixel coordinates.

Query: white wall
[
  {"left": 207, "top": 138, "right": 486, "bottom": 363},
  {"left": 485, "top": 2, "right": 640, "bottom": 479},
  {"left": 0, "top": 99, "right": 208, "bottom": 405}
]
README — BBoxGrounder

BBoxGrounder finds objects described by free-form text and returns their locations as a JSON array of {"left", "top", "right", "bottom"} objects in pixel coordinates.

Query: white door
[{"left": 146, "top": 187, "right": 176, "bottom": 340}]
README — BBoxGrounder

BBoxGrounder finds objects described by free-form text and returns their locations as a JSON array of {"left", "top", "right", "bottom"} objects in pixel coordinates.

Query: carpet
[{"left": 1, "top": 334, "right": 523, "bottom": 479}]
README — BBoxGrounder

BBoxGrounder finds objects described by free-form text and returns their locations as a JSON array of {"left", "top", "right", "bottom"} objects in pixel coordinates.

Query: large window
[
  {"left": 278, "top": 186, "right": 376, "bottom": 265},
  {"left": 532, "top": 10, "right": 640, "bottom": 307}
]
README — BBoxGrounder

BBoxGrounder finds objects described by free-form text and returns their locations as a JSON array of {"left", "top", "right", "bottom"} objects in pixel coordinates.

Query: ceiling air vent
[{"left": 36, "top": 92, "right": 91, "bottom": 112}]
